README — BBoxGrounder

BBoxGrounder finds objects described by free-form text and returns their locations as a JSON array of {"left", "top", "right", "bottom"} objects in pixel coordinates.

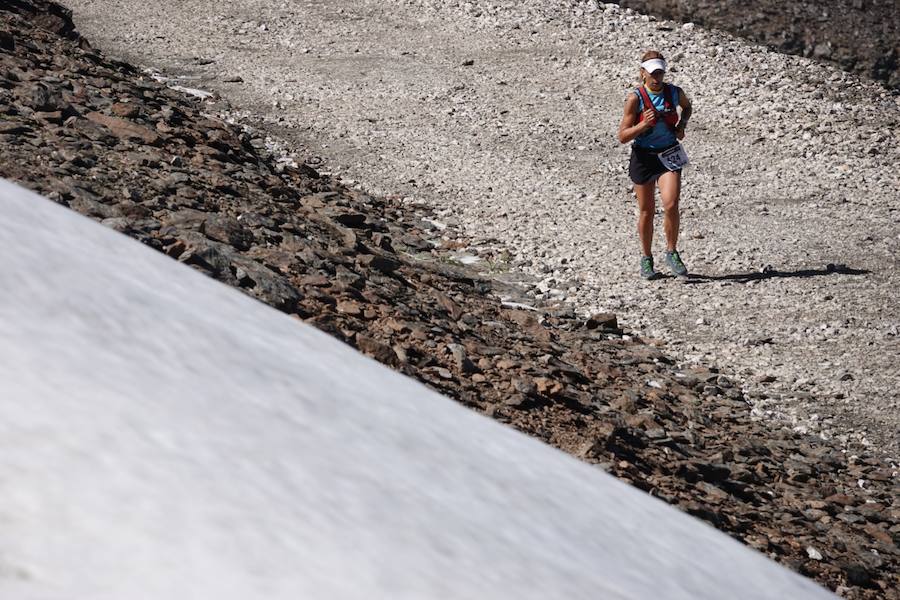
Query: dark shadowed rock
[
  {"left": 586, "top": 312, "right": 618, "bottom": 330},
  {"left": 203, "top": 214, "right": 254, "bottom": 251},
  {"left": 0, "top": 30, "right": 14, "bottom": 51}
]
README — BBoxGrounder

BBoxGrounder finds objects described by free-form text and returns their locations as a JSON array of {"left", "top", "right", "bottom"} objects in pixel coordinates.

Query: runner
[{"left": 617, "top": 50, "right": 693, "bottom": 279}]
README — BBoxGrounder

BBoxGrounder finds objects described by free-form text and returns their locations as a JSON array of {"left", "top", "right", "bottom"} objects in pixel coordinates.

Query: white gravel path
[{"left": 63, "top": 0, "right": 900, "bottom": 456}]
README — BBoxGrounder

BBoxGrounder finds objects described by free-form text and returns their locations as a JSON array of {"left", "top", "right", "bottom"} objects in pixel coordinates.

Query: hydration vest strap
[
  {"left": 637, "top": 84, "right": 677, "bottom": 133},
  {"left": 665, "top": 84, "right": 676, "bottom": 115}
]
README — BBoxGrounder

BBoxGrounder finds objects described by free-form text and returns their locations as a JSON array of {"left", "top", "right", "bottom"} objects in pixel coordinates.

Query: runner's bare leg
[
  {"left": 635, "top": 181, "right": 656, "bottom": 256},
  {"left": 658, "top": 171, "right": 682, "bottom": 251}
]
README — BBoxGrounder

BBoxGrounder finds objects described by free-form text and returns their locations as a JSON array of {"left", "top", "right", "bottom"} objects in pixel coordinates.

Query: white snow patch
[
  {"left": 0, "top": 179, "right": 835, "bottom": 599},
  {"left": 500, "top": 300, "right": 540, "bottom": 311},
  {"left": 169, "top": 84, "right": 214, "bottom": 99},
  {"left": 450, "top": 252, "right": 481, "bottom": 265},
  {"left": 149, "top": 72, "right": 214, "bottom": 99}
]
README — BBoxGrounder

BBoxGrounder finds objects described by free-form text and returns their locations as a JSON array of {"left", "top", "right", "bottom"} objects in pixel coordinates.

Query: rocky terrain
[
  {"left": 615, "top": 0, "right": 900, "bottom": 91},
  {"left": 59, "top": 0, "right": 900, "bottom": 458},
  {"left": 1, "top": 2, "right": 898, "bottom": 598}
]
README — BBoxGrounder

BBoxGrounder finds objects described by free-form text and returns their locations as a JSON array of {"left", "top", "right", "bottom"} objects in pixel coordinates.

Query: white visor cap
[{"left": 640, "top": 58, "right": 667, "bottom": 73}]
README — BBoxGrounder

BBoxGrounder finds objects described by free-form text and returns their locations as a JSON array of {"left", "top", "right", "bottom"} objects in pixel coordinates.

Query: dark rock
[
  {"left": 334, "top": 265, "right": 365, "bottom": 289},
  {"left": 842, "top": 563, "right": 874, "bottom": 588},
  {"left": 333, "top": 212, "right": 367, "bottom": 228},
  {"left": 231, "top": 258, "right": 300, "bottom": 312},
  {"left": 0, "top": 30, "right": 14, "bottom": 51},
  {"left": 203, "top": 214, "right": 254, "bottom": 251},
  {"left": 178, "top": 236, "right": 235, "bottom": 278},
  {"left": 357, "top": 253, "right": 400, "bottom": 274},
  {"left": 586, "top": 312, "right": 618, "bottom": 330},
  {"left": 695, "top": 462, "right": 732, "bottom": 483}
]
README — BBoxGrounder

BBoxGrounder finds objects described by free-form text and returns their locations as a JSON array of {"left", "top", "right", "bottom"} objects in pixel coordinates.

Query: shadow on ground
[{"left": 680, "top": 264, "right": 870, "bottom": 284}]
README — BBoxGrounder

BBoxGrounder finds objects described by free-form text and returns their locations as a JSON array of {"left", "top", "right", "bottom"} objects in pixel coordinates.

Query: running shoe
[
  {"left": 640, "top": 255, "right": 657, "bottom": 279},
  {"left": 665, "top": 249, "right": 688, "bottom": 277}
]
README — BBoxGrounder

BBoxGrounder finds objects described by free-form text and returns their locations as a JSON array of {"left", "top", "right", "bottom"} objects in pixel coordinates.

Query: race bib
[{"left": 659, "top": 144, "right": 689, "bottom": 171}]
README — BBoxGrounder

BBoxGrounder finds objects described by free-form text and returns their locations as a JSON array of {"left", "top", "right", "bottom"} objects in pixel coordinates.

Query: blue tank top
[{"left": 632, "top": 86, "right": 680, "bottom": 150}]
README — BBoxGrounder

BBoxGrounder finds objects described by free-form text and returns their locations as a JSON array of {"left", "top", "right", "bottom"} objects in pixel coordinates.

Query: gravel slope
[{"left": 61, "top": 0, "right": 900, "bottom": 457}]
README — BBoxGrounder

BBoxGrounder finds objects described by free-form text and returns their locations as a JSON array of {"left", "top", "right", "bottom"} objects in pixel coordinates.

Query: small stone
[
  {"left": 111, "top": 102, "right": 140, "bottom": 118},
  {"left": 391, "top": 345, "right": 408, "bottom": 364},
  {"left": 534, "top": 377, "right": 563, "bottom": 397},
  {"left": 433, "top": 367, "right": 453, "bottom": 380},
  {"left": 813, "top": 43, "right": 832, "bottom": 58},
  {"left": 434, "top": 292, "right": 463, "bottom": 321},
  {"left": 447, "top": 343, "right": 478, "bottom": 373},
  {"left": 336, "top": 300, "right": 363, "bottom": 316},
  {"left": 586, "top": 312, "right": 617, "bottom": 330},
  {"left": 825, "top": 493, "right": 856, "bottom": 507},
  {"left": 503, "top": 393, "right": 529, "bottom": 407}
]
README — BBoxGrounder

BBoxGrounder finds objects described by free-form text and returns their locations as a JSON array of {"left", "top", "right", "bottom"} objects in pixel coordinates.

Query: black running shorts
[{"left": 629, "top": 144, "right": 681, "bottom": 185}]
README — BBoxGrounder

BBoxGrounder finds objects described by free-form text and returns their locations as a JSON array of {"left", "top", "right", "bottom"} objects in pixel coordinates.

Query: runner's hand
[
  {"left": 675, "top": 125, "right": 685, "bottom": 140},
  {"left": 640, "top": 109, "right": 656, "bottom": 131}
]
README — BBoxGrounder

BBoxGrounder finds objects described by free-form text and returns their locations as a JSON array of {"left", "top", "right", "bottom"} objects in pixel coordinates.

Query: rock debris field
[
  {"left": 2, "top": 1, "right": 899, "bottom": 597},
  {"left": 62, "top": 0, "right": 900, "bottom": 458}
]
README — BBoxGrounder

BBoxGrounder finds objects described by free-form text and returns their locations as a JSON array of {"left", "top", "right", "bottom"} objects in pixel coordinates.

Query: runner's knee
[
  {"left": 638, "top": 203, "right": 655, "bottom": 217},
  {"left": 661, "top": 197, "right": 678, "bottom": 212}
]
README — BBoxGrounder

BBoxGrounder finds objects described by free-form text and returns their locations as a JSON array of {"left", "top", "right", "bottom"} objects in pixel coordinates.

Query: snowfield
[{"left": 0, "top": 178, "right": 834, "bottom": 598}]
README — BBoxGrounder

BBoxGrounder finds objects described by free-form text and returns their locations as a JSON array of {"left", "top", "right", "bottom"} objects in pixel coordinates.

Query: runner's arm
[
  {"left": 676, "top": 89, "right": 692, "bottom": 132},
  {"left": 618, "top": 94, "right": 654, "bottom": 144}
]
